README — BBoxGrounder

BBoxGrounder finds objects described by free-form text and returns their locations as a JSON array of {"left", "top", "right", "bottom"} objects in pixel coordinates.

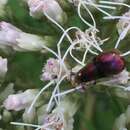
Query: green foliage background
[{"left": 1, "top": 0, "right": 130, "bottom": 130}]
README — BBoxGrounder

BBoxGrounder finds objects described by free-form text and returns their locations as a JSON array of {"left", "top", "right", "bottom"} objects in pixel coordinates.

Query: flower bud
[
  {"left": 0, "top": 115, "right": 2, "bottom": 120},
  {"left": 4, "top": 89, "right": 38, "bottom": 111},
  {"left": 56, "top": 0, "right": 71, "bottom": 10},
  {"left": 27, "top": 0, "right": 67, "bottom": 24},
  {"left": 117, "top": 10, "right": 130, "bottom": 35},
  {"left": 2, "top": 109, "right": 12, "bottom": 123},
  {"left": 0, "top": 21, "right": 51, "bottom": 52},
  {"left": 14, "top": 32, "right": 48, "bottom": 51},
  {"left": 0, "top": 83, "right": 14, "bottom": 103},
  {"left": 14, "top": 126, "right": 25, "bottom": 130},
  {"left": 0, "top": 56, "right": 7, "bottom": 79},
  {"left": 125, "top": 105, "right": 130, "bottom": 124},
  {"left": 23, "top": 108, "right": 37, "bottom": 124},
  {"left": 113, "top": 105, "right": 130, "bottom": 130},
  {"left": 113, "top": 114, "right": 126, "bottom": 130},
  {"left": 37, "top": 104, "right": 47, "bottom": 125}
]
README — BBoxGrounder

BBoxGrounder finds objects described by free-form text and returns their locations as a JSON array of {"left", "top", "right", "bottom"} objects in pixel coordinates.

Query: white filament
[
  {"left": 62, "top": 41, "right": 85, "bottom": 65},
  {"left": 11, "top": 122, "right": 40, "bottom": 128},
  {"left": 81, "top": 1, "right": 97, "bottom": 29},
  {"left": 28, "top": 80, "right": 54, "bottom": 113},
  {"left": 77, "top": 1, "right": 97, "bottom": 30},
  {"left": 57, "top": 26, "right": 81, "bottom": 60},
  {"left": 104, "top": 16, "right": 130, "bottom": 20},
  {"left": 93, "top": 4, "right": 116, "bottom": 10},
  {"left": 100, "top": 1, "right": 130, "bottom": 8},
  {"left": 120, "top": 51, "right": 130, "bottom": 57},
  {"left": 82, "top": 46, "right": 90, "bottom": 64},
  {"left": 46, "top": 74, "right": 67, "bottom": 112},
  {"left": 54, "top": 86, "right": 82, "bottom": 97},
  {"left": 42, "top": 44, "right": 59, "bottom": 58}
]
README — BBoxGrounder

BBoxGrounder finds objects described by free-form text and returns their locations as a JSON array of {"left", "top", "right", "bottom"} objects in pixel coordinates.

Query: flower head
[
  {"left": 41, "top": 58, "right": 66, "bottom": 81},
  {"left": 40, "top": 98, "right": 78, "bottom": 130}
]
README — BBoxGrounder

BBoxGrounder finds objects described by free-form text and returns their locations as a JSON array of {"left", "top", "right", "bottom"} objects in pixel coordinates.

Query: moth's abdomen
[
  {"left": 74, "top": 51, "right": 125, "bottom": 84},
  {"left": 94, "top": 51, "right": 125, "bottom": 76}
]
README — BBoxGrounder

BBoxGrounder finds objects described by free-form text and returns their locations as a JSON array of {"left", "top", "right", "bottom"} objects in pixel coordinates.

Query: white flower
[
  {"left": 4, "top": 89, "right": 38, "bottom": 111},
  {"left": 27, "top": 0, "right": 66, "bottom": 24},
  {"left": 0, "top": 56, "right": 7, "bottom": 78},
  {"left": 41, "top": 58, "right": 66, "bottom": 81}
]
